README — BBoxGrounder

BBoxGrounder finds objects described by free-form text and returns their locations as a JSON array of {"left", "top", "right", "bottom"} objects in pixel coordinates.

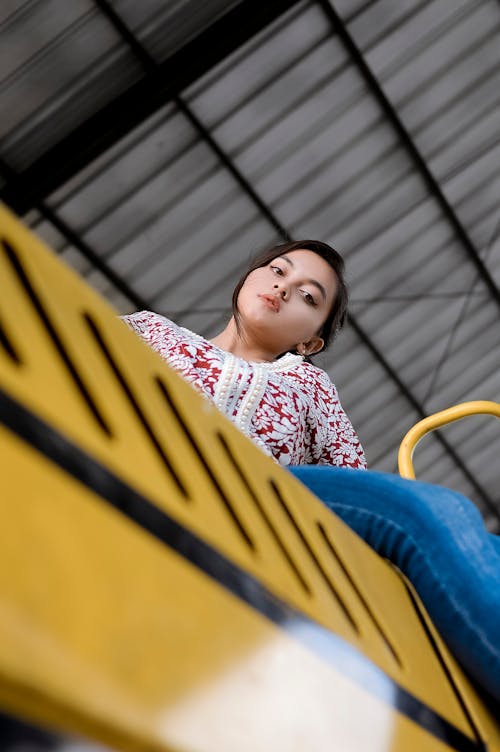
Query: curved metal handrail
[{"left": 398, "top": 400, "right": 500, "bottom": 479}]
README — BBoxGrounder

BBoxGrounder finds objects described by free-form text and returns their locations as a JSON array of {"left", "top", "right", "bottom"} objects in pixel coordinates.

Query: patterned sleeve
[
  {"left": 311, "top": 367, "right": 367, "bottom": 469},
  {"left": 120, "top": 310, "right": 155, "bottom": 339}
]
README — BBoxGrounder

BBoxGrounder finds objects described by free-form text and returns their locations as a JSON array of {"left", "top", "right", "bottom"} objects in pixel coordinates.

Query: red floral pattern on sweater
[{"left": 122, "top": 311, "right": 366, "bottom": 469}]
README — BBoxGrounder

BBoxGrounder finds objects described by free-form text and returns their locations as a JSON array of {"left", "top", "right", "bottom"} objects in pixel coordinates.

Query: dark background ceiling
[{"left": 1, "top": 0, "right": 499, "bottom": 528}]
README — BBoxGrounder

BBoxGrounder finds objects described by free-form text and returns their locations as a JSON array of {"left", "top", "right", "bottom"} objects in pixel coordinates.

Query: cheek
[
  {"left": 238, "top": 271, "right": 266, "bottom": 302},
  {"left": 235, "top": 280, "right": 260, "bottom": 316},
  {"left": 246, "top": 269, "right": 267, "bottom": 287},
  {"left": 292, "top": 307, "right": 325, "bottom": 338}
]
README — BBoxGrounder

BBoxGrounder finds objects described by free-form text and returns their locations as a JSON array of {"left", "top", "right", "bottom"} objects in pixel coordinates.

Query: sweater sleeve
[
  {"left": 120, "top": 310, "right": 182, "bottom": 354},
  {"left": 311, "top": 367, "right": 367, "bottom": 469},
  {"left": 120, "top": 310, "right": 156, "bottom": 340}
]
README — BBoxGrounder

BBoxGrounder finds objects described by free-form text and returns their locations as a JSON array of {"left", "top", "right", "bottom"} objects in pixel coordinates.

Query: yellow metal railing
[{"left": 398, "top": 400, "right": 500, "bottom": 479}]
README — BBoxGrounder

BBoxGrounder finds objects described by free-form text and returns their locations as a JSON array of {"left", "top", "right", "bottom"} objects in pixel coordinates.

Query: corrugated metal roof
[{"left": 1, "top": 0, "right": 499, "bottom": 527}]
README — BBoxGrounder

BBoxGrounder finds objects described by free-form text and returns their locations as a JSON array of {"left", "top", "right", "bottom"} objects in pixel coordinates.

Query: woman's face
[{"left": 236, "top": 249, "right": 338, "bottom": 356}]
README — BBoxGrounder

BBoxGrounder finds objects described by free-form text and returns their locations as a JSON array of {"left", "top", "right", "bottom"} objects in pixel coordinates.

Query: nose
[{"left": 273, "top": 283, "right": 288, "bottom": 300}]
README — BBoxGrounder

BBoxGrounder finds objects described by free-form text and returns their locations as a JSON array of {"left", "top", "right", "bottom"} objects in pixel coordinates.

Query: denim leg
[{"left": 289, "top": 465, "right": 500, "bottom": 703}]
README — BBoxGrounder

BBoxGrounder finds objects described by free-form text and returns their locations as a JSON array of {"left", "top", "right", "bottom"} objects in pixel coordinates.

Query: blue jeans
[{"left": 289, "top": 466, "right": 500, "bottom": 703}]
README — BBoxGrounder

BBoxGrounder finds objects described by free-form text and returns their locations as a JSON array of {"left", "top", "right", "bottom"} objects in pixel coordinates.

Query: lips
[{"left": 259, "top": 294, "right": 280, "bottom": 312}]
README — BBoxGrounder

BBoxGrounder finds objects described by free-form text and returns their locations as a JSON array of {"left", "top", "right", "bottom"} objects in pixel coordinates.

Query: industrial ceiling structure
[{"left": 1, "top": 0, "right": 499, "bottom": 528}]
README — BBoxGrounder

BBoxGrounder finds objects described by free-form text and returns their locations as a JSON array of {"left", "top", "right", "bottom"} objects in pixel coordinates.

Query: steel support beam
[
  {"left": 348, "top": 315, "right": 499, "bottom": 521},
  {"left": 95, "top": 0, "right": 292, "bottom": 241},
  {"left": 317, "top": 0, "right": 500, "bottom": 314},
  {"left": 0, "top": 158, "right": 149, "bottom": 310},
  {"left": 0, "top": 0, "right": 303, "bottom": 215}
]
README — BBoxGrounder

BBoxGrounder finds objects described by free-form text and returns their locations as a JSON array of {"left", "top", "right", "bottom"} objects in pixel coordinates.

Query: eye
[
  {"left": 302, "top": 291, "right": 317, "bottom": 307},
  {"left": 270, "top": 265, "right": 284, "bottom": 276}
]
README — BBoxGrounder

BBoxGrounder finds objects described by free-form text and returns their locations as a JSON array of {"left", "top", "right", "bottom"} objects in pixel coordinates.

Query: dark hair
[{"left": 231, "top": 239, "right": 348, "bottom": 355}]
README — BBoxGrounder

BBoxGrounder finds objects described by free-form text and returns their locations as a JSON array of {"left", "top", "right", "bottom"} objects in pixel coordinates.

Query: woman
[
  {"left": 123, "top": 240, "right": 366, "bottom": 469},
  {"left": 122, "top": 239, "right": 500, "bottom": 705}
]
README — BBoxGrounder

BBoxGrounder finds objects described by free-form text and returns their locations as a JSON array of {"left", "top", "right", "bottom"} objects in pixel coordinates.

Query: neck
[{"left": 210, "top": 318, "right": 279, "bottom": 362}]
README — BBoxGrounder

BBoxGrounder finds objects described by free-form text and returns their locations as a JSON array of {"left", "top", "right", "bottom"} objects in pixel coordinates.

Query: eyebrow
[{"left": 277, "top": 256, "right": 328, "bottom": 303}]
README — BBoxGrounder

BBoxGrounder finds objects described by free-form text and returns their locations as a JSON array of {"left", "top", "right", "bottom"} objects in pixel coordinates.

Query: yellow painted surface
[
  {"left": 1, "top": 203, "right": 500, "bottom": 750},
  {"left": 0, "top": 425, "right": 471, "bottom": 752}
]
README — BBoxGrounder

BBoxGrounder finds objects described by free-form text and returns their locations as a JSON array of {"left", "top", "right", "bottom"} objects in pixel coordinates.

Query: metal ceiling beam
[
  {"left": 0, "top": 158, "right": 149, "bottom": 310},
  {"left": 314, "top": 0, "right": 500, "bottom": 519},
  {"left": 348, "top": 316, "right": 499, "bottom": 522},
  {"left": 317, "top": 0, "right": 500, "bottom": 314},
  {"left": 92, "top": 0, "right": 291, "bottom": 241},
  {"left": 0, "top": 0, "right": 303, "bottom": 216}
]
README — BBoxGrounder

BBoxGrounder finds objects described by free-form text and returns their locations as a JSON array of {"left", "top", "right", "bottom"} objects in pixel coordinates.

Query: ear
[{"left": 297, "top": 335, "right": 324, "bottom": 356}]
